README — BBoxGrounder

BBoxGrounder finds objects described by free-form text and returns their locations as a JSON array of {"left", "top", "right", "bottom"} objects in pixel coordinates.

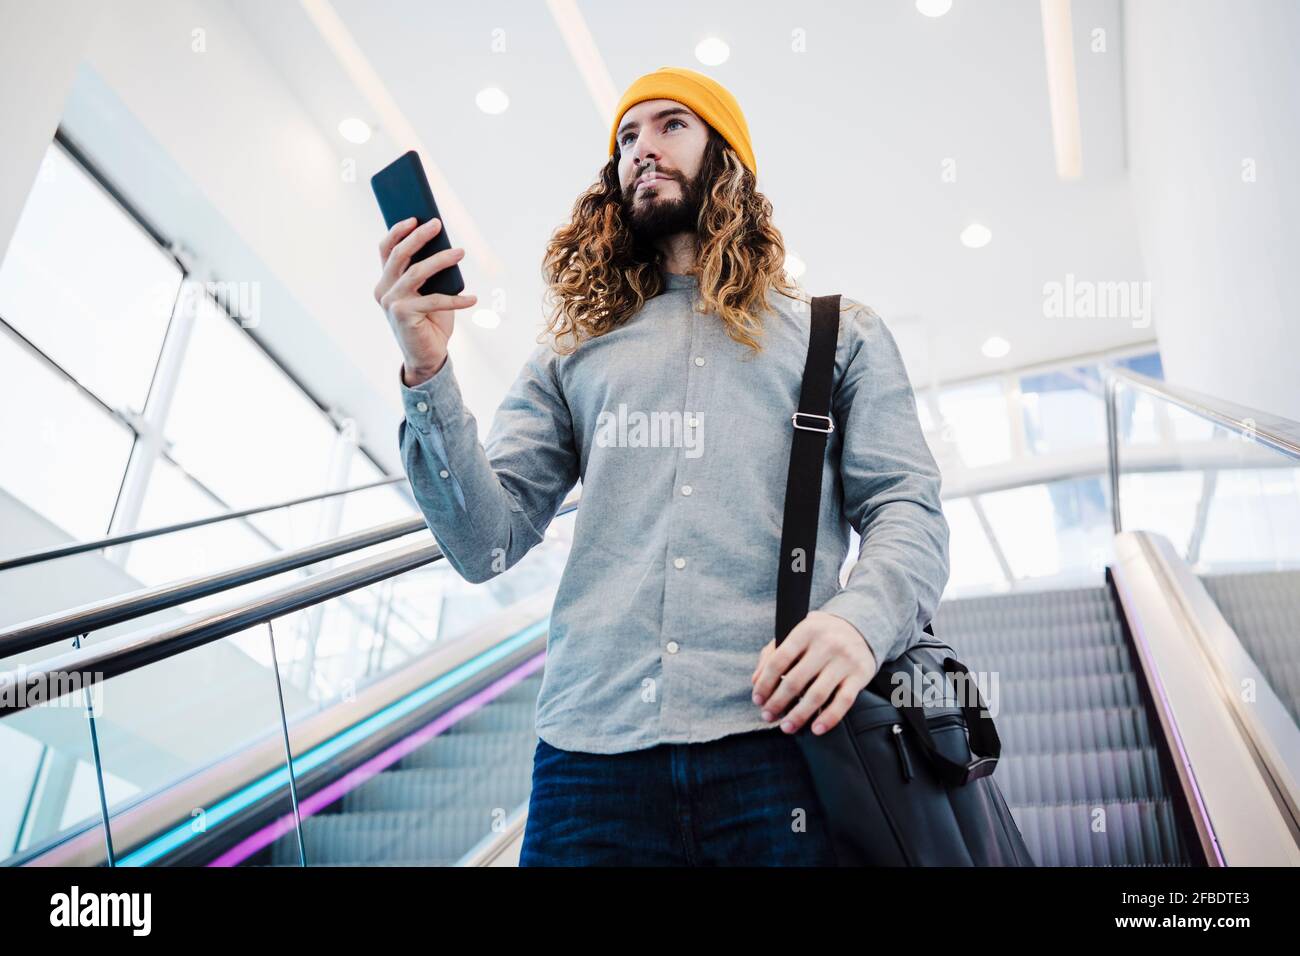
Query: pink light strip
[{"left": 208, "top": 651, "right": 546, "bottom": 867}]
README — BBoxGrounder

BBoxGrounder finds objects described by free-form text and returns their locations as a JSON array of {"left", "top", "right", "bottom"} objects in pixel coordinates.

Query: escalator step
[
  {"left": 974, "top": 672, "right": 1142, "bottom": 713},
  {"left": 272, "top": 808, "right": 520, "bottom": 865},
  {"left": 1008, "top": 799, "right": 1189, "bottom": 867},
  {"left": 491, "top": 677, "right": 544, "bottom": 704},
  {"left": 260, "top": 860, "right": 458, "bottom": 867},
  {"left": 443, "top": 701, "right": 538, "bottom": 734},
  {"left": 400, "top": 731, "right": 538, "bottom": 770},
  {"left": 958, "top": 645, "right": 1133, "bottom": 680},
  {"left": 937, "top": 585, "right": 1119, "bottom": 610},
  {"left": 937, "top": 595, "right": 1121, "bottom": 629},
  {"left": 996, "top": 747, "right": 1169, "bottom": 804},
  {"left": 1201, "top": 571, "right": 1300, "bottom": 726},
  {"left": 946, "top": 616, "right": 1128, "bottom": 647},
  {"left": 342, "top": 765, "right": 532, "bottom": 813},
  {"left": 935, "top": 585, "right": 1192, "bottom": 866},
  {"left": 994, "top": 705, "right": 1153, "bottom": 754}
]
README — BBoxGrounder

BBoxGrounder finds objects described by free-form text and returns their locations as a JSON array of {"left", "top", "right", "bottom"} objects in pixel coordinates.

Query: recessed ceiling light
[
  {"left": 472, "top": 309, "right": 501, "bottom": 329},
  {"left": 916, "top": 0, "right": 953, "bottom": 17},
  {"left": 337, "top": 118, "right": 371, "bottom": 144},
  {"left": 960, "top": 223, "right": 992, "bottom": 248},
  {"left": 475, "top": 87, "right": 509, "bottom": 115},
  {"left": 982, "top": 336, "right": 1010, "bottom": 358},
  {"left": 695, "top": 37, "right": 730, "bottom": 66},
  {"left": 784, "top": 252, "right": 806, "bottom": 280}
]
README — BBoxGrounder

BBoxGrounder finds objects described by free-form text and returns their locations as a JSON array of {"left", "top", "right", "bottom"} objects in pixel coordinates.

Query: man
[{"left": 374, "top": 66, "right": 950, "bottom": 865}]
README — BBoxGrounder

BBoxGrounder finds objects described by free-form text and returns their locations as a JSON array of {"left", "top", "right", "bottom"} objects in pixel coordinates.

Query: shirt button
[
  {"left": 673, "top": 557, "right": 686, "bottom": 569},
  {"left": 694, "top": 356, "right": 705, "bottom": 367},
  {"left": 439, "top": 469, "right": 449, "bottom": 479},
  {"left": 416, "top": 401, "right": 429, "bottom": 413},
  {"left": 681, "top": 485, "right": 693, "bottom": 496},
  {"left": 666, "top": 641, "right": 680, "bottom": 654}
]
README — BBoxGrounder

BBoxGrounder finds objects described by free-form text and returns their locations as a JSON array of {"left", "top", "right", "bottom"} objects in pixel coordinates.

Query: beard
[{"left": 623, "top": 168, "right": 704, "bottom": 242}]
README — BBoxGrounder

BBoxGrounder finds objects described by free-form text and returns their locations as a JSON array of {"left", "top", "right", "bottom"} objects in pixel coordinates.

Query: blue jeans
[{"left": 518, "top": 726, "right": 839, "bottom": 866}]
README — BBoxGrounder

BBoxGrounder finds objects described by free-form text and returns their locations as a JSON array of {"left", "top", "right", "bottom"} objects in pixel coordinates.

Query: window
[
  {"left": 124, "top": 458, "right": 275, "bottom": 586},
  {"left": 935, "top": 380, "right": 1012, "bottom": 468},
  {"left": 1200, "top": 468, "right": 1300, "bottom": 570},
  {"left": 162, "top": 294, "right": 344, "bottom": 540},
  {"left": 0, "top": 135, "right": 392, "bottom": 570},
  {"left": 1114, "top": 352, "right": 1164, "bottom": 380},
  {"left": 0, "top": 145, "right": 180, "bottom": 415},
  {"left": 0, "top": 334, "right": 133, "bottom": 543},
  {"left": 941, "top": 498, "right": 1007, "bottom": 596},
  {"left": 1118, "top": 470, "right": 1204, "bottom": 556},
  {"left": 980, "top": 478, "right": 1112, "bottom": 582},
  {"left": 1020, "top": 368, "right": 1105, "bottom": 455},
  {"left": 337, "top": 453, "right": 415, "bottom": 536}
]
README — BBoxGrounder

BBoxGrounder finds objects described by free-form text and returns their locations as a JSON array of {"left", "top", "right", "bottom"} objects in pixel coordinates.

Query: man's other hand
[{"left": 750, "top": 611, "right": 878, "bottom": 736}]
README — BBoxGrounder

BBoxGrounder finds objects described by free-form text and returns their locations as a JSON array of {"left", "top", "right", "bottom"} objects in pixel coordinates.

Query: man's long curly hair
[{"left": 540, "top": 128, "right": 802, "bottom": 356}]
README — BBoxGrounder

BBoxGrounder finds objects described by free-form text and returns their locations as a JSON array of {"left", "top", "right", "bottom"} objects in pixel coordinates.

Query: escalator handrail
[
  {"left": 0, "top": 494, "right": 581, "bottom": 716},
  {"left": 1106, "top": 368, "right": 1300, "bottom": 461},
  {"left": 0, "top": 516, "right": 428, "bottom": 657},
  {"left": 0, "top": 476, "right": 407, "bottom": 573}
]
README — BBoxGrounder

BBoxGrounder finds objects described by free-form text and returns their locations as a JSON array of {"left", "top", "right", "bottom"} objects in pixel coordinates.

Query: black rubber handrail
[
  {"left": 0, "top": 476, "right": 407, "bottom": 572},
  {"left": 0, "top": 495, "right": 581, "bottom": 717},
  {"left": 0, "top": 517, "right": 428, "bottom": 658}
]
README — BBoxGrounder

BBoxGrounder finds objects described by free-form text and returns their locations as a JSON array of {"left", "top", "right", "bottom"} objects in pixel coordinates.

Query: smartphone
[{"left": 370, "top": 150, "right": 465, "bottom": 297}]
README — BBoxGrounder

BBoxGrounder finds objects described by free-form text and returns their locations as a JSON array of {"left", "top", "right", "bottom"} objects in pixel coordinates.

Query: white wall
[
  {"left": 0, "top": 1, "right": 96, "bottom": 264},
  {"left": 1124, "top": 0, "right": 1300, "bottom": 422}
]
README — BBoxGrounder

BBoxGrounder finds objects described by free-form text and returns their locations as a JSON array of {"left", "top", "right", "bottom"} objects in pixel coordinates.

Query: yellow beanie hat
[{"left": 609, "top": 66, "right": 757, "bottom": 177}]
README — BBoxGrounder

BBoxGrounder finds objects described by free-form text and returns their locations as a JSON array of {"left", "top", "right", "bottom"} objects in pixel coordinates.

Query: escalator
[
  {"left": 0, "top": 541, "right": 1290, "bottom": 868},
  {"left": 263, "top": 674, "right": 541, "bottom": 867},
  {"left": 1200, "top": 570, "right": 1300, "bottom": 726},
  {"left": 3, "top": 367, "right": 1299, "bottom": 868},
  {"left": 935, "top": 585, "right": 1191, "bottom": 866},
  {"left": 266, "top": 582, "right": 1197, "bottom": 867}
]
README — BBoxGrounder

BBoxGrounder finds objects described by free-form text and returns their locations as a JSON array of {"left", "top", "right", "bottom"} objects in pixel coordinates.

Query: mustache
[{"left": 625, "top": 168, "right": 680, "bottom": 197}]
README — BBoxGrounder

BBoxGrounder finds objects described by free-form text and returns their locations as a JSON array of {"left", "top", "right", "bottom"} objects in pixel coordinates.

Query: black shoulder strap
[
  {"left": 774, "top": 294, "right": 937, "bottom": 650},
  {"left": 775, "top": 295, "right": 840, "bottom": 647}
]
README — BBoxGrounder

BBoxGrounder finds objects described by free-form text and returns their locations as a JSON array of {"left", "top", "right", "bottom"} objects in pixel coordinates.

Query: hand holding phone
[{"left": 371, "top": 152, "right": 477, "bottom": 385}]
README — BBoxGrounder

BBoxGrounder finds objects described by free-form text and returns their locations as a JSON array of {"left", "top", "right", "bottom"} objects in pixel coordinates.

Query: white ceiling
[{"left": 229, "top": 0, "right": 1153, "bottom": 399}]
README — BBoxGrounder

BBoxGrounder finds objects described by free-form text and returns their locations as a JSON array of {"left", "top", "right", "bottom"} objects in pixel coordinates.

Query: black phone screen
[{"left": 370, "top": 150, "right": 466, "bottom": 297}]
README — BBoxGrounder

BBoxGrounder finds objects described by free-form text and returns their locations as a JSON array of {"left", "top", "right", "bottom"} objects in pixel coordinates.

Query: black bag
[{"left": 774, "top": 293, "right": 1035, "bottom": 866}]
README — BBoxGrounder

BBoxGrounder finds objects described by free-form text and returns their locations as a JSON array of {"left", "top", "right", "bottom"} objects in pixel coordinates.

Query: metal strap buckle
[
  {"left": 961, "top": 755, "right": 999, "bottom": 785},
  {"left": 791, "top": 412, "right": 834, "bottom": 434}
]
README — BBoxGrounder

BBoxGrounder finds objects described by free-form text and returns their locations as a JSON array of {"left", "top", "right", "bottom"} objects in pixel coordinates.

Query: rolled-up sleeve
[
  {"left": 397, "top": 342, "right": 579, "bottom": 584},
  {"left": 818, "top": 305, "right": 951, "bottom": 668}
]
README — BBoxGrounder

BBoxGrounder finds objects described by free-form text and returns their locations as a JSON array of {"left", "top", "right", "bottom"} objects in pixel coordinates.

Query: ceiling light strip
[
  {"left": 546, "top": 0, "right": 620, "bottom": 128},
  {"left": 1040, "top": 0, "right": 1083, "bottom": 180},
  {"left": 299, "top": 0, "right": 502, "bottom": 275}
]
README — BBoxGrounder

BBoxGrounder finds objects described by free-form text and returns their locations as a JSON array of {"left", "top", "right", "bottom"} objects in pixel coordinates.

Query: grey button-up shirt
[{"left": 397, "top": 270, "right": 950, "bottom": 754}]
